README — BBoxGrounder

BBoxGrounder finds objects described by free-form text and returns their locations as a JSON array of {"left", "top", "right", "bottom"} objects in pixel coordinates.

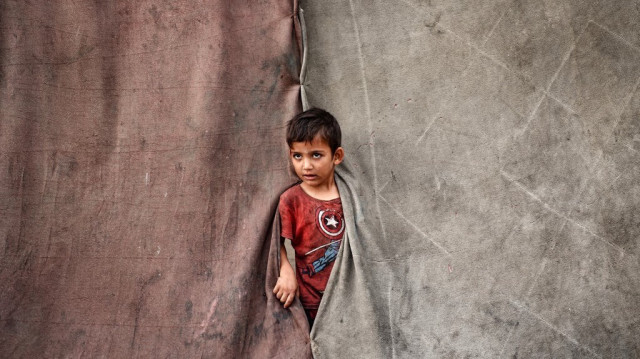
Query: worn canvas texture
[
  {"left": 300, "top": 0, "right": 640, "bottom": 357},
  {"left": 1, "top": 1, "right": 312, "bottom": 357},
  {"left": 309, "top": 162, "right": 396, "bottom": 359},
  {"left": 3, "top": 0, "right": 640, "bottom": 357}
]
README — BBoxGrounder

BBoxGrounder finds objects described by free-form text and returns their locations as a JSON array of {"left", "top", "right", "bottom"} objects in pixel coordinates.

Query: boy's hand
[{"left": 273, "top": 264, "right": 298, "bottom": 308}]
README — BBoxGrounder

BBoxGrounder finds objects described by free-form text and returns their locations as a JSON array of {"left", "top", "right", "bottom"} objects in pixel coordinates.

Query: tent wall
[
  {"left": 301, "top": 0, "right": 640, "bottom": 357},
  {"left": 2, "top": 0, "right": 640, "bottom": 357},
  {"left": 0, "top": 1, "right": 310, "bottom": 357}
]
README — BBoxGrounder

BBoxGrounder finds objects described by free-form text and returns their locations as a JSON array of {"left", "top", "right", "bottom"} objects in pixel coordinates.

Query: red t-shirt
[{"left": 279, "top": 184, "right": 344, "bottom": 317}]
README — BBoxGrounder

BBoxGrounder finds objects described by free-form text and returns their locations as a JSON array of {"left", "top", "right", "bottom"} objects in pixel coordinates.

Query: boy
[{"left": 273, "top": 108, "right": 345, "bottom": 329}]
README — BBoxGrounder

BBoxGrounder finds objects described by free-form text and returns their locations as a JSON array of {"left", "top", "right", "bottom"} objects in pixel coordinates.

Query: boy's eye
[
  {"left": 292, "top": 153, "right": 302, "bottom": 160},
  {"left": 312, "top": 153, "right": 322, "bottom": 159}
]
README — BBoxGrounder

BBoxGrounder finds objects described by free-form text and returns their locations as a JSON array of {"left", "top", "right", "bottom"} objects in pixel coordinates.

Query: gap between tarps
[{"left": 299, "top": 7, "right": 310, "bottom": 111}]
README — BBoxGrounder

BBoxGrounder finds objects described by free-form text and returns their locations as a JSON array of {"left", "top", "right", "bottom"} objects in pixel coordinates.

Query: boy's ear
[{"left": 333, "top": 147, "right": 344, "bottom": 165}]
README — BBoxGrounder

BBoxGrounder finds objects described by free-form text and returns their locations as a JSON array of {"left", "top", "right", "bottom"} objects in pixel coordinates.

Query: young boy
[{"left": 273, "top": 108, "right": 345, "bottom": 329}]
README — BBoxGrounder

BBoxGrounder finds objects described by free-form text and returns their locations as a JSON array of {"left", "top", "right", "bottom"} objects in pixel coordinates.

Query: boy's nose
[{"left": 302, "top": 158, "right": 312, "bottom": 170}]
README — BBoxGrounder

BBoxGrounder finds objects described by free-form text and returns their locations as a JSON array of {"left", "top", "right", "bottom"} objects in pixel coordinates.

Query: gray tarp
[
  {"left": 311, "top": 162, "right": 395, "bottom": 358},
  {"left": 302, "top": 0, "right": 640, "bottom": 357}
]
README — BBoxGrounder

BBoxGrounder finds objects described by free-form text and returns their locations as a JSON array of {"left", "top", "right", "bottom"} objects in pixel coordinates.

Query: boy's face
[{"left": 289, "top": 136, "right": 344, "bottom": 189}]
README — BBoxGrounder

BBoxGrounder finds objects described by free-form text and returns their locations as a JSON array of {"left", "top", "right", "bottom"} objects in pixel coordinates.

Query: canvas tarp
[
  {"left": 1, "top": 1, "right": 312, "bottom": 357},
  {"left": 4, "top": 0, "right": 640, "bottom": 357},
  {"left": 301, "top": 0, "right": 640, "bottom": 357}
]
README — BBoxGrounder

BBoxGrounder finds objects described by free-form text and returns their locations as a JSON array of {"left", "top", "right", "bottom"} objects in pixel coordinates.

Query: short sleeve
[{"left": 278, "top": 193, "right": 295, "bottom": 240}]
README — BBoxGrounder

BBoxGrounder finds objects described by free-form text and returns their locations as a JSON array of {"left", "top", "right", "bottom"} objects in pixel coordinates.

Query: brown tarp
[{"left": 1, "top": 1, "right": 311, "bottom": 357}]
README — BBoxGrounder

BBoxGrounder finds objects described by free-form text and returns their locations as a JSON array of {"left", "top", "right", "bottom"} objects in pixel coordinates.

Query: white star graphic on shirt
[{"left": 325, "top": 215, "right": 338, "bottom": 228}]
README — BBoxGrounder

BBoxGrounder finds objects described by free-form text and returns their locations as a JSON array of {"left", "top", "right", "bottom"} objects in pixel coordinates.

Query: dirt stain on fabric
[
  {"left": 130, "top": 271, "right": 163, "bottom": 349},
  {"left": 272, "top": 309, "right": 291, "bottom": 324},
  {"left": 185, "top": 300, "right": 193, "bottom": 320}
]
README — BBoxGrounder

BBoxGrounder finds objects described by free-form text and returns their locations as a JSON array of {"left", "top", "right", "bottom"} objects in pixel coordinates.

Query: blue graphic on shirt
[
  {"left": 302, "top": 240, "right": 341, "bottom": 277},
  {"left": 311, "top": 240, "right": 340, "bottom": 274}
]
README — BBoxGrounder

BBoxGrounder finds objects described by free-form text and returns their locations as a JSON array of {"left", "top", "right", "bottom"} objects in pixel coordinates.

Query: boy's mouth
[{"left": 303, "top": 174, "right": 317, "bottom": 180}]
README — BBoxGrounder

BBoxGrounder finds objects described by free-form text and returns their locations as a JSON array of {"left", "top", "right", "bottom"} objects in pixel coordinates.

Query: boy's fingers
[
  {"left": 284, "top": 294, "right": 294, "bottom": 308},
  {"left": 273, "top": 279, "right": 285, "bottom": 294},
  {"left": 273, "top": 284, "right": 297, "bottom": 306}
]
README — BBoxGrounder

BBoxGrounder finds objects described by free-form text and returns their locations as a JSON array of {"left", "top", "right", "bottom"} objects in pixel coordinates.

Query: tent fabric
[
  {"left": 300, "top": 0, "right": 640, "bottom": 357},
  {"left": 4, "top": 0, "right": 640, "bottom": 357},
  {"left": 1, "top": 1, "right": 312, "bottom": 357},
  {"left": 311, "top": 162, "right": 393, "bottom": 358}
]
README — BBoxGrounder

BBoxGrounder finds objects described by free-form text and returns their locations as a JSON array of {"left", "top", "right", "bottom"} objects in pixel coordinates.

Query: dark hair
[{"left": 286, "top": 108, "right": 342, "bottom": 153}]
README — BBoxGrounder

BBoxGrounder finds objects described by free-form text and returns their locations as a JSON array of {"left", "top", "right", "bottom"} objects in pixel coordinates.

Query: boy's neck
[{"left": 300, "top": 175, "right": 340, "bottom": 201}]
